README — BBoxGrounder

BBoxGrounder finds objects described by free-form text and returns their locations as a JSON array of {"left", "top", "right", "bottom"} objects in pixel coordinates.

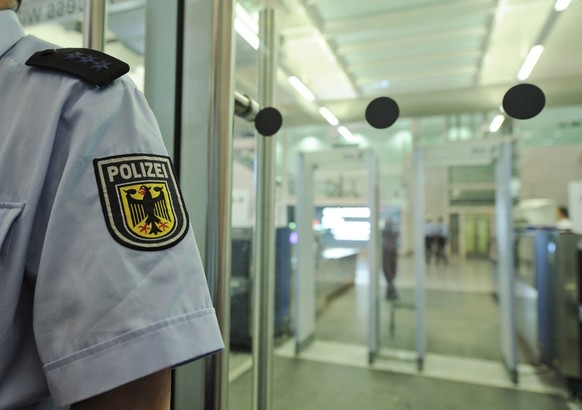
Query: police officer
[{"left": 0, "top": 1, "right": 223, "bottom": 408}]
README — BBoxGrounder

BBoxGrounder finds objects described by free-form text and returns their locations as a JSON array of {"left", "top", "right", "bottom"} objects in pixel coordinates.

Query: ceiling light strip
[
  {"left": 235, "top": 4, "right": 259, "bottom": 49},
  {"left": 489, "top": 114, "right": 505, "bottom": 133},
  {"left": 288, "top": 76, "right": 316, "bottom": 101},
  {"left": 319, "top": 107, "right": 339, "bottom": 126},
  {"left": 235, "top": 17, "right": 260, "bottom": 49},
  {"left": 517, "top": 45, "right": 544, "bottom": 81},
  {"left": 236, "top": 3, "right": 258, "bottom": 31},
  {"left": 554, "top": 0, "right": 571, "bottom": 11},
  {"left": 338, "top": 126, "right": 357, "bottom": 142}
]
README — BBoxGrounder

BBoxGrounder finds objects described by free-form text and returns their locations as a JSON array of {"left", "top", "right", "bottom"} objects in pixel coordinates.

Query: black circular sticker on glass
[
  {"left": 502, "top": 83, "right": 545, "bottom": 120},
  {"left": 365, "top": 97, "right": 400, "bottom": 129}
]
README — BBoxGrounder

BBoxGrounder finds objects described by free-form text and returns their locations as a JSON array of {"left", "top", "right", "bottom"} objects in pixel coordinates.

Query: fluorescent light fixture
[
  {"left": 517, "top": 45, "right": 544, "bottom": 81},
  {"left": 235, "top": 4, "right": 259, "bottom": 49},
  {"left": 236, "top": 4, "right": 257, "bottom": 31},
  {"left": 319, "top": 107, "right": 339, "bottom": 126},
  {"left": 322, "top": 207, "right": 371, "bottom": 219},
  {"left": 338, "top": 126, "right": 357, "bottom": 142},
  {"left": 554, "top": 0, "right": 571, "bottom": 11},
  {"left": 489, "top": 114, "right": 505, "bottom": 133},
  {"left": 288, "top": 76, "right": 315, "bottom": 102},
  {"left": 234, "top": 17, "right": 259, "bottom": 50}
]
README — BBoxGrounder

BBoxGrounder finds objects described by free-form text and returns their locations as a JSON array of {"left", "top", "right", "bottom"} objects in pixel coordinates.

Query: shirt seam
[
  {"left": 43, "top": 307, "right": 215, "bottom": 372},
  {"left": 5, "top": 54, "right": 25, "bottom": 67}
]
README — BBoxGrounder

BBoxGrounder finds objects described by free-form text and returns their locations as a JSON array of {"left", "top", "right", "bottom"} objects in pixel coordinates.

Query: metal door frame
[
  {"left": 145, "top": 0, "right": 236, "bottom": 408},
  {"left": 295, "top": 148, "right": 380, "bottom": 360},
  {"left": 412, "top": 139, "right": 517, "bottom": 380}
]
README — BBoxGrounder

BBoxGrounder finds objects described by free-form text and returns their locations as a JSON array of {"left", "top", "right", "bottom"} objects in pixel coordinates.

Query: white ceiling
[
  {"left": 238, "top": 0, "right": 582, "bottom": 127},
  {"left": 19, "top": 0, "right": 582, "bottom": 132}
]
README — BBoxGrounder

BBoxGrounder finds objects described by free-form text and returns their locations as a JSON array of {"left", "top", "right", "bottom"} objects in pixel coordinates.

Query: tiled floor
[{"left": 227, "top": 254, "right": 580, "bottom": 409}]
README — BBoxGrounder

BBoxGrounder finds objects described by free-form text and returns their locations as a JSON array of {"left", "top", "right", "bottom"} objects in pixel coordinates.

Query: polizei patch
[{"left": 94, "top": 154, "right": 188, "bottom": 251}]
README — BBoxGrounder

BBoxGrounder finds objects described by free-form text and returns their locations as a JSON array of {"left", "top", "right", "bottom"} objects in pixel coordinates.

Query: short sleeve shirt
[{"left": 0, "top": 10, "right": 223, "bottom": 409}]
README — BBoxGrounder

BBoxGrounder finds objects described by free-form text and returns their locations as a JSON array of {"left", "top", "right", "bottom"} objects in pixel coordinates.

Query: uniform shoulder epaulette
[{"left": 26, "top": 48, "right": 130, "bottom": 87}]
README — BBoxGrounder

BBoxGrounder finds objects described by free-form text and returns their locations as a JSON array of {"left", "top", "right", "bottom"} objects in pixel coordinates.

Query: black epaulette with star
[{"left": 26, "top": 48, "right": 130, "bottom": 87}]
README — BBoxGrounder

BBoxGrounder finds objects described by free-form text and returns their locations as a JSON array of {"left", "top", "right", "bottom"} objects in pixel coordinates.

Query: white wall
[{"left": 519, "top": 143, "right": 582, "bottom": 207}]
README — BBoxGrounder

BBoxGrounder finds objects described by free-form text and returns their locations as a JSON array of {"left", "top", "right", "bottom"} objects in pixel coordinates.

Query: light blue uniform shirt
[{"left": 0, "top": 10, "right": 223, "bottom": 409}]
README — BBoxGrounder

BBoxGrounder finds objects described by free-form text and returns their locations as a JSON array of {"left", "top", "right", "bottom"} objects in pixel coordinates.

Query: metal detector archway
[
  {"left": 294, "top": 147, "right": 381, "bottom": 360},
  {"left": 365, "top": 84, "right": 544, "bottom": 381},
  {"left": 407, "top": 139, "right": 517, "bottom": 381}
]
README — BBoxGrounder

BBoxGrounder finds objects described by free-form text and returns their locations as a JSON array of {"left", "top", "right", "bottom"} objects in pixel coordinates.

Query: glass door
[{"left": 464, "top": 214, "right": 491, "bottom": 257}]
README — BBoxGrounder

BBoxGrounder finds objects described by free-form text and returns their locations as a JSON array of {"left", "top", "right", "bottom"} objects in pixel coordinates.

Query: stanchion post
[
  {"left": 83, "top": 0, "right": 107, "bottom": 50},
  {"left": 367, "top": 150, "right": 381, "bottom": 364},
  {"left": 251, "top": 8, "right": 277, "bottom": 410},
  {"left": 204, "top": 1, "right": 236, "bottom": 409},
  {"left": 495, "top": 141, "right": 518, "bottom": 383},
  {"left": 413, "top": 148, "right": 426, "bottom": 370}
]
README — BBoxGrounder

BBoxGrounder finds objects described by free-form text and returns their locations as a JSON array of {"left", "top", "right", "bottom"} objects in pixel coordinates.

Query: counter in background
[{"left": 316, "top": 248, "right": 359, "bottom": 315}]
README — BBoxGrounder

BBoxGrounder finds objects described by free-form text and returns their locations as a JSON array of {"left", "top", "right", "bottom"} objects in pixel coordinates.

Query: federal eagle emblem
[
  {"left": 122, "top": 184, "right": 174, "bottom": 238},
  {"left": 94, "top": 154, "right": 189, "bottom": 251}
]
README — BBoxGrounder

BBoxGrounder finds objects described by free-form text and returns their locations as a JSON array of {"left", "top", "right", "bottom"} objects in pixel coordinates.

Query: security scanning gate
[
  {"left": 399, "top": 139, "right": 517, "bottom": 381},
  {"left": 295, "top": 147, "right": 382, "bottom": 361}
]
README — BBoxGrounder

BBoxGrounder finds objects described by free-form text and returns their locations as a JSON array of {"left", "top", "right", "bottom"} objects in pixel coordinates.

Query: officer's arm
[{"left": 70, "top": 369, "right": 171, "bottom": 410}]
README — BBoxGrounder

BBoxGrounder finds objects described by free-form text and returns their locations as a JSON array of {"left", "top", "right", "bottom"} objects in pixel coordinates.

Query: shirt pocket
[{"left": 0, "top": 202, "right": 25, "bottom": 281}]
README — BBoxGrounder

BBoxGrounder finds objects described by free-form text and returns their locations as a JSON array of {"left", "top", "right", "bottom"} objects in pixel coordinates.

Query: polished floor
[{"left": 227, "top": 254, "right": 580, "bottom": 409}]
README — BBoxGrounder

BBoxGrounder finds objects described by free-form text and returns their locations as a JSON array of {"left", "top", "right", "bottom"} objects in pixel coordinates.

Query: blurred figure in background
[
  {"left": 425, "top": 217, "right": 436, "bottom": 264},
  {"left": 556, "top": 206, "right": 573, "bottom": 231},
  {"left": 435, "top": 217, "right": 449, "bottom": 265},
  {"left": 382, "top": 220, "right": 399, "bottom": 300}
]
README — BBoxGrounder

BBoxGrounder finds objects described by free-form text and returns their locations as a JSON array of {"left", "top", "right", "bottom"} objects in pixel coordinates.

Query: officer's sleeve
[{"left": 31, "top": 78, "right": 224, "bottom": 407}]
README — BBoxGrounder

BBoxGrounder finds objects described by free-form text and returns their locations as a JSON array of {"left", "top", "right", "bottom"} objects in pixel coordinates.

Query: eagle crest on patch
[{"left": 94, "top": 154, "right": 188, "bottom": 250}]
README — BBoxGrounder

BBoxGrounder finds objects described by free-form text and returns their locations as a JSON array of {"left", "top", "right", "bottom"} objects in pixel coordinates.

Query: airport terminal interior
[{"left": 18, "top": 0, "right": 582, "bottom": 408}]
